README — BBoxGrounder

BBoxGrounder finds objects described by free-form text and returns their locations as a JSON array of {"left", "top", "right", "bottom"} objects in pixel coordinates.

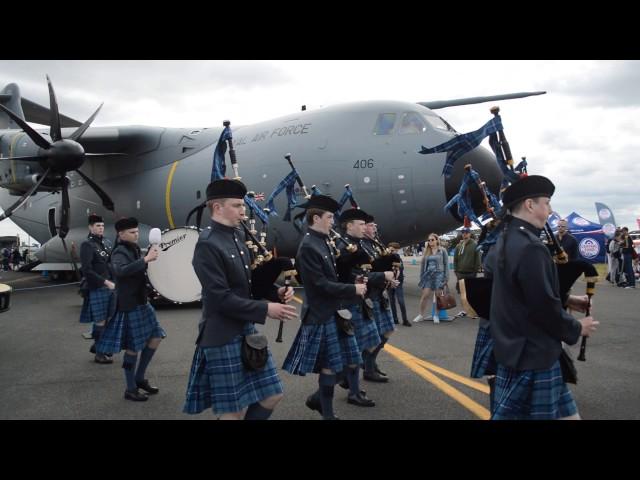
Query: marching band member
[
  {"left": 79, "top": 214, "right": 116, "bottom": 364},
  {"left": 96, "top": 217, "right": 166, "bottom": 402},
  {"left": 334, "top": 208, "right": 377, "bottom": 407},
  {"left": 361, "top": 214, "right": 398, "bottom": 381},
  {"left": 282, "top": 195, "right": 367, "bottom": 420},
  {"left": 486, "top": 176, "right": 599, "bottom": 420},
  {"left": 183, "top": 179, "right": 296, "bottom": 420}
]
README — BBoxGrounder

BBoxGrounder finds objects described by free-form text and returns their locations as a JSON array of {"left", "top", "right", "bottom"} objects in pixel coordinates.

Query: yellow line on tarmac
[
  {"left": 411, "top": 356, "right": 490, "bottom": 394},
  {"left": 384, "top": 343, "right": 490, "bottom": 420},
  {"left": 165, "top": 161, "right": 180, "bottom": 228}
]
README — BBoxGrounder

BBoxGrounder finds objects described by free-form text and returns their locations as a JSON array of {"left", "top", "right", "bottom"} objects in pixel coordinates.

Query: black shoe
[
  {"left": 393, "top": 320, "right": 400, "bottom": 325},
  {"left": 338, "top": 379, "right": 349, "bottom": 390},
  {"left": 402, "top": 321, "right": 412, "bottom": 327},
  {"left": 94, "top": 354, "right": 113, "bottom": 364},
  {"left": 305, "top": 394, "right": 323, "bottom": 415},
  {"left": 363, "top": 371, "right": 389, "bottom": 383},
  {"left": 323, "top": 415, "right": 340, "bottom": 420},
  {"left": 136, "top": 379, "right": 159, "bottom": 395},
  {"left": 347, "top": 393, "right": 376, "bottom": 407},
  {"left": 89, "top": 343, "right": 96, "bottom": 354},
  {"left": 124, "top": 389, "right": 148, "bottom": 401},
  {"left": 374, "top": 364, "right": 388, "bottom": 377}
]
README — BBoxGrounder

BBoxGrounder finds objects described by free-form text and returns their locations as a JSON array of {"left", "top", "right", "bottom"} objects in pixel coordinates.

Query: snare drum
[
  {"left": 0, "top": 283, "right": 12, "bottom": 313},
  {"left": 146, "top": 227, "right": 202, "bottom": 303}
]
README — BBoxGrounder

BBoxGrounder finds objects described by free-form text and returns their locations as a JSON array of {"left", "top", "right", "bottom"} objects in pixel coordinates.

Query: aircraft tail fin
[
  {"left": 1, "top": 82, "right": 83, "bottom": 129},
  {"left": 0, "top": 83, "right": 27, "bottom": 129}
]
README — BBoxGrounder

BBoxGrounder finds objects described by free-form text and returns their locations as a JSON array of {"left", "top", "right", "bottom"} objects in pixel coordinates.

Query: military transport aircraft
[{"left": 0, "top": 76, "right": 544, "bottom": 285}]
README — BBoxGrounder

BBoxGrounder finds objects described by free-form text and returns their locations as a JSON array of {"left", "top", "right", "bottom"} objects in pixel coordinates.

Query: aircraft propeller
[{"left": 0, "top": 75, "right": 121, "bottom": 240}]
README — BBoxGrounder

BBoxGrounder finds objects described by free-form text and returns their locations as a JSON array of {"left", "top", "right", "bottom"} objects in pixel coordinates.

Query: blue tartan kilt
[
  {"left": 337, "top": 328, "right": 362, "bottom": 366},
  {"left": 96, "top": 303, "right": 166, "bottom": 354},
  {"left": 183, "top": 323, "right": 283, "bottom": 415},
  {"left": 373, "top": 299, "right": 395, "bottom": 336},
  {"left": 282, "top": 317, "right": 345, "bottom": 376},
  {"left": 79, "top": 287, "right": 116, "bottom": 324},
  {"left": 470, "top": 324, "right": 497, "bottom": 378},
  {"left": 350, "top": 304, "right": 381, "bottom": 351},
  {"left": 491, "top": 361, "right": 578, "bottom": 420}
]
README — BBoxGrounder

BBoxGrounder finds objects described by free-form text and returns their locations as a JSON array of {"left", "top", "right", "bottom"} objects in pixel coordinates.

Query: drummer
[{"left": 96, "top": 217, "right": 166, "bottom": 402}]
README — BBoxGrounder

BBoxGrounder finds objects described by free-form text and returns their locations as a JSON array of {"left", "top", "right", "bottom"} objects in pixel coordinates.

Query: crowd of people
[
  {"left": 72, "top": 175, "right": 611, "bottom": 420},
  {"left": 606, "top": 227, "right": 638, "bottom": 288},
  {"left": 1, "top": 247, "right": 30, "bottom": 271}
]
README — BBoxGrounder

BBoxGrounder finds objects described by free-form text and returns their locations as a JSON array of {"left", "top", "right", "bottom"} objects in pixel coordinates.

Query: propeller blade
[
  {"left": 46, "top": 75, "right": 62, "bottom": 142},
  {"left": 0, "top": 155, "right": 45, "bottom": 162},
  {"left": 59, "top": 177, "right": 70, "bottom": 239},
  {"left": 0, "top": 103, "right": 51, "bottom": 149},
  {"left": 75, "top": 169, "right": 115, "bottom": 211},
  {"left": 418, "top": 91, "right": 547, "bottom": 110},
  {"left": 0, "top": 168, "right": 50, "bottom": 221},
  {"left": 70, "top": 103, "right": 103, "bottom": 141}
]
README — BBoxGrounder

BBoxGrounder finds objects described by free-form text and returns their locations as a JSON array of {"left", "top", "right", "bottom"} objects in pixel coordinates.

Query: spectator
[
  {"left": 621, "top": 227, "right": 636, "bottom": 289},
  {"left": 387, "top": 242, "right": 410, "bottom": 327},
  {"left": 11, "top": 247, "right": 22, "bottom": 271},
  {"left": 413, "top": 234, "right": 449, "bottom": 324},
  {"left": 453, "top": 228, "right": 481, "bottom": 318},
  {"left": 609, "top": 231, "right": 623, "bottom": 285},
  {"left": 557, "top": 219, "right": 579, "bottom": 261}
]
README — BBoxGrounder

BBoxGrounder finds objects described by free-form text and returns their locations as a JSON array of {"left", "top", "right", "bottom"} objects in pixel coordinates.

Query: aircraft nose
[{"left": 444, "top": 145, "right": 502, "bottom": 223}]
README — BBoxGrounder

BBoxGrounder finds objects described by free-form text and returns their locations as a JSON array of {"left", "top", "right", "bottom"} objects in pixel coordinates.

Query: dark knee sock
[
  {"left": 318, "top": 373, "right": 336, "bottom": 419},
  {"left": 371, "top": 336, "right": 389, "bottom": 364},
  {"left": 135, "top": 346, "right": 157, "bottom": 382},
  {"left": 487, "top": 377, "right": 496, "bottom": 414},
  {"left": 244, "top": 402, "right": 274, "bottom": 420},
  {"left": 362, "top": 350, "right": 374, "bottom": 373},
  {"left": 122, "top": 353, "right": 138, "bottom": 392},
  {"left": 92, "top": 324, "right": 104, "bottom": 348},
  {"left": 347, "top": 366, "right": 361, "bottom": 397}
]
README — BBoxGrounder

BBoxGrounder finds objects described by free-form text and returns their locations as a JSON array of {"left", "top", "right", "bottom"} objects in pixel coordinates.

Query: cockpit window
[
  {"left": 373, "top": 113, "right": 396, "bottom": 135},
  {"left": 398, "top": 112, "right": 428, "bottom": 135},
  {"left": 422, "top": 112, "right": 455, "bottom": 132}
]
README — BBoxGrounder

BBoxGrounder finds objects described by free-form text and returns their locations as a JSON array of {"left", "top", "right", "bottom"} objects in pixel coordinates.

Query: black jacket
[
  {"left": 111, "top": 241, "right": 148, "bottom": 312},
  {"left": 80, "top": 234, "right": 113, "bottom": 290},
  {"left": 297, "top": 228, "right": 356, "bottom": 325},
  {"left": 360, "top": 238, "right": 388, "bottom": 300},
  {"left": 193, "top": 221, "right": 278, "bottom": 347},
  {"left": 559, "top": 232, "right": 579, "bottom": 261},
  {"left": 486, "top": 217, "right": 582, "bottom": 371}
]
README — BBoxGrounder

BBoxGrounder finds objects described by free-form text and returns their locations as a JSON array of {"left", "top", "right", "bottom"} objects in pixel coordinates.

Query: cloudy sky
[{"left": 1, "top": 60, "right": 639, "bottom": 239}]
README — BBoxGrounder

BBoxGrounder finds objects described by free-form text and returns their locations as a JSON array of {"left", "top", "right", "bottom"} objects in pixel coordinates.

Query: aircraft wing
[
  {"left": 418, "top": 91, "right": 546, "bottom": 110},
  {"left": 21, "top": 97, "right": 82, "bottom": 127}
]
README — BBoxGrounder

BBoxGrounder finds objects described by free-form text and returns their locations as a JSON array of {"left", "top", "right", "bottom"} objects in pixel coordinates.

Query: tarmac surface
[{"left": 1, "top": 258, "right": 638, "bottom": 420}]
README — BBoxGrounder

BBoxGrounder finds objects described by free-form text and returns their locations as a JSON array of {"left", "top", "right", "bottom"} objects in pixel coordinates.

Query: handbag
[
  {"left": 436, "top": 285, "right": 457, "bottom": 310},
  {"left": 559, "top": 347, "right": 577, "bottom": 384},
  {"left": 335, "top": 309, "right": 355, "bottom": 336},
  {"left": 241, "top": 333, "right": 269, "bottom": 371}
]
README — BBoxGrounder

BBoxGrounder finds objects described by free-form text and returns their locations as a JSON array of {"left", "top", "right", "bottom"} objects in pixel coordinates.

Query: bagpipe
[
  {"left": 463, "top": 106, "right": 598, "bottom": 363},
  {"left": 248, "top": 256, "right": 296, "bottom": 343}
]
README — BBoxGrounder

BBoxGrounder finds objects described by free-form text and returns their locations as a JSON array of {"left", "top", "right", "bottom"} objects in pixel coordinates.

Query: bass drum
[{"left": 147, "top": 227, "right": 202, "bottom": 304}]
